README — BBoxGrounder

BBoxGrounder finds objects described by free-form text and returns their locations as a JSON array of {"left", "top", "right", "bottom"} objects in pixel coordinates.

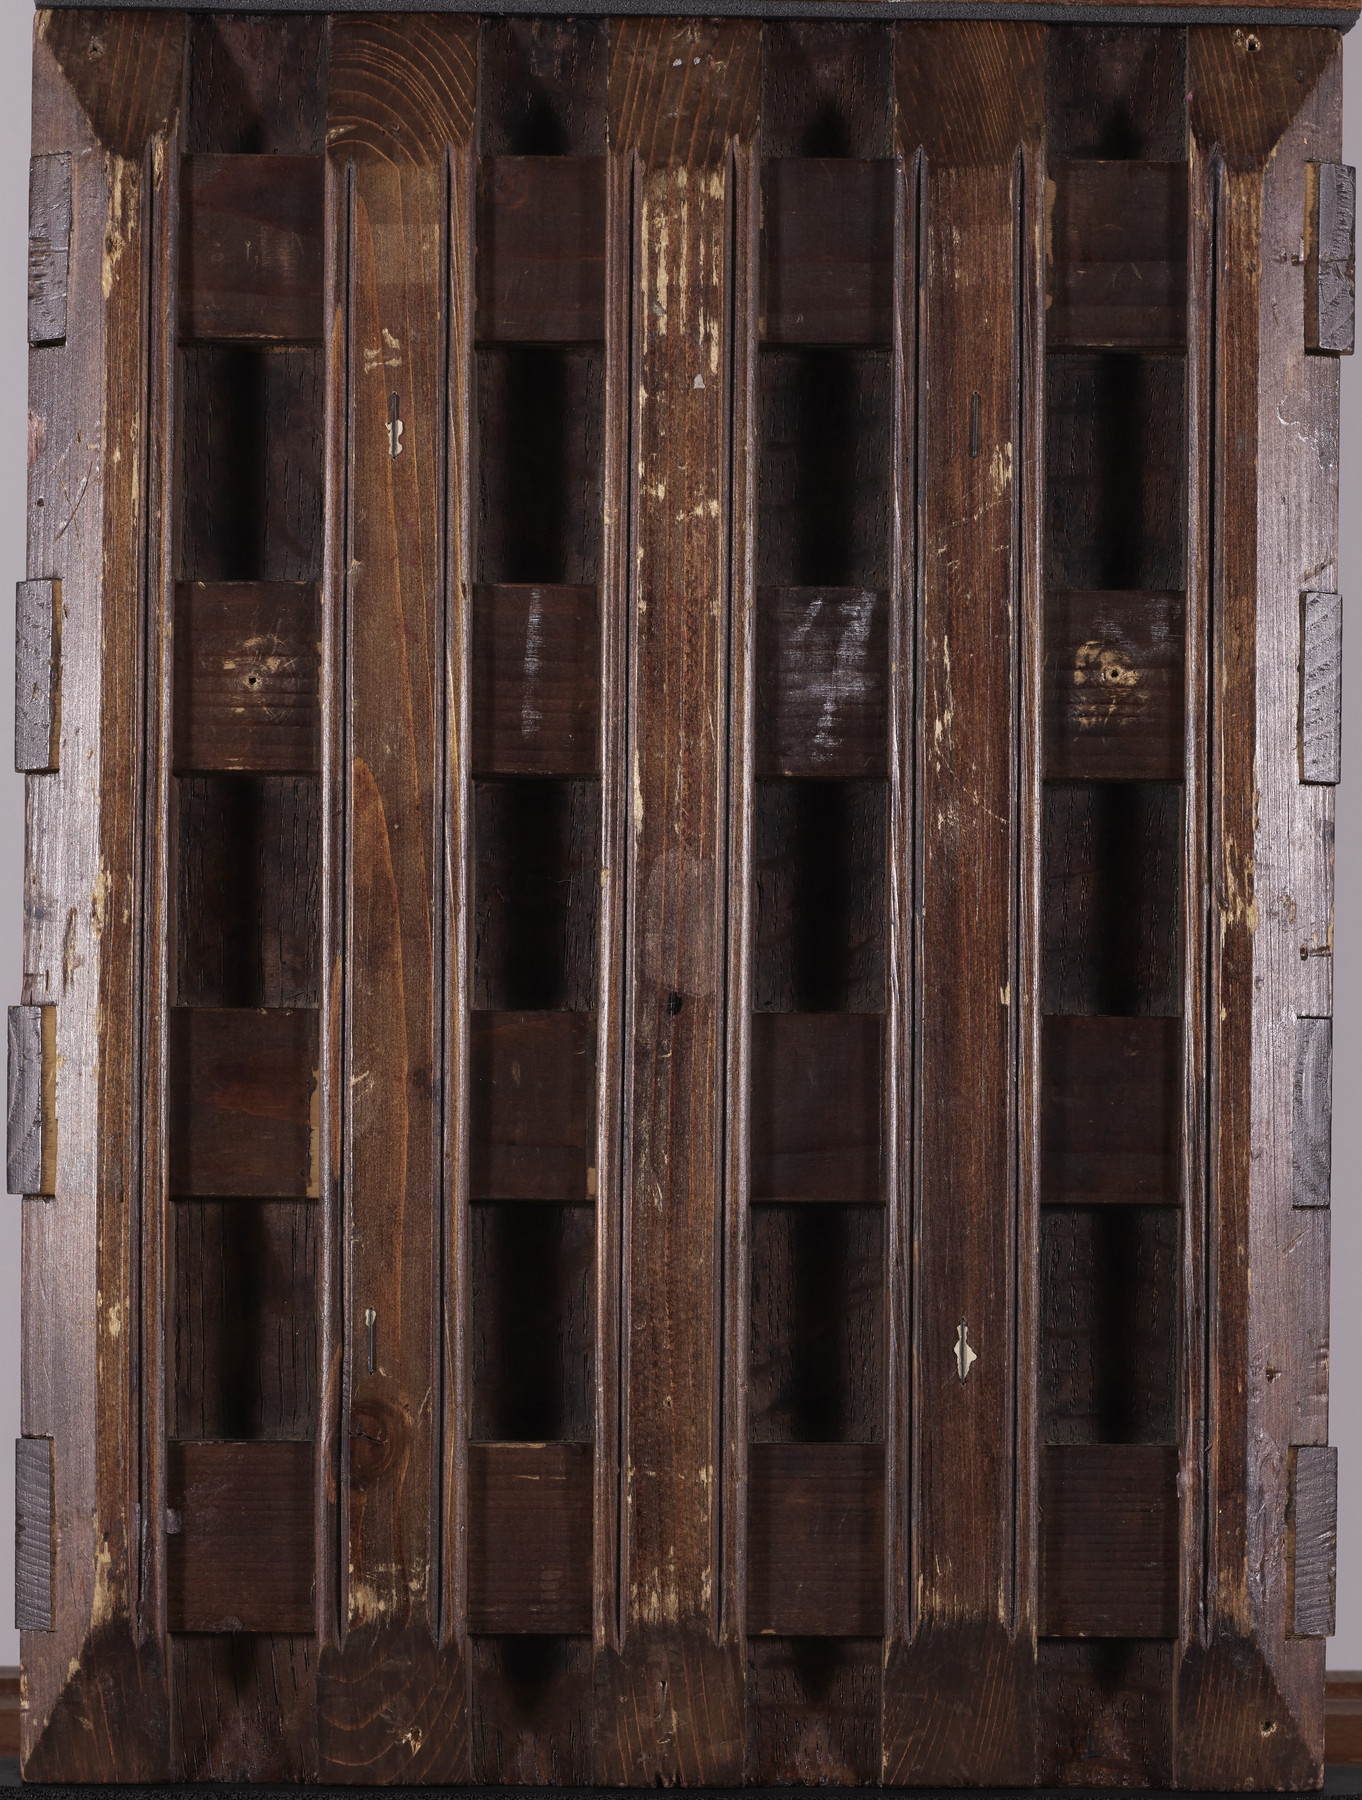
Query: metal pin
[
  {"left": 365, "top": 1307, "right": 377, "bottom": 1374},
  {"left": 969, "top": 393, "right": 981, "bottom": 459},
  {"left": 954, "top": 1320, "right": 977, "bottom": 1383},
  {"left": 388, "top": 392, "right": 404, "bottom": 459}
]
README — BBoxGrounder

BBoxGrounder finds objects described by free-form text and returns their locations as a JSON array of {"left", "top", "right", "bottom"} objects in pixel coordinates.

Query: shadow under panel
[
  {"left": 755, "top": 590, "right": 888, "bottom": 779},
  {"left": 477, "top": 158, "right": 605, "bottom": 343},
  {"left": 179, "top": 346, "right": 324, "bottom": 584},
  {"left": 470, "top": 1011, "right": 595, "bottom": 1203},
  {"left": 1047, "top": 162, "right": 1187, "bottom": 350},
  {"left": 1044, "top": 591, "right": 1184, "bottom": 782},
  {"left": 471, "top": 1202, "right": 594, "bottom": 1442},
  {"left": 186, "top": 15, "right": 328, "bottom": 155},
  {"left": 1036, "top": 1639, "right": 1173, "bottom": 1789},
  {"left": 472, "top": 585, "right": 599, "bottom": 777},
  {"left": 1042, "top": 780, "right": 1182, "bottom": 1017},
  {"left": 745, "top": 1637, "right": 882, "bottom": 1786},
  {"left": 181, "top": 154, "right": 324, "bottom": 345},
  {"left": 1039, "top": 1443, "right": 1178, "bottom": 1638},
  {"left": 1047, "top": 27, "right": 1186, "bottom": 162},
  {"left": 1041, "top": 1015, "right": 1181, "bottom": 1206},
  {"left": 473, "top": 777, "right": 599, "bottom": 1012},
  {"left": 758, "top": 348, "right": 892, "bottom": 589},
  {"left": 479, "top": 18, "right": 606, "bottom": 157},
  {"left": 1045, "top": 352, "right": 1185, "bottom": 594},
  {"left": 168, "top": 1440, "right": 314, "bottom": 1633},
  {"left": 172, "top": 1198, "right": 318, "bottom": 1442},
  {"left": 176, "top": 775, "right": 320, "bottom": 1009},
  {"left": 761, "top": 161, "right": 893, "bottom": 346},
  {"left": 171, "top": 1634, "right": 318, "bottom": 1783},
  {"left": 751, "top": 1013, "right": 882, "bottom": 1203},
  {"left": 754, "top": 779, "right": 886, "bottom": 1013},
  {"left": 468, "top": 1442, "right": 593, "bottom": 1634},
  {"left": 747, "top": 1442, "right": 884, "bottom": 1636},
  {"left": 470, "top": 1635, "right": 592, "bottom": 1785},
  {"left": 174, "top": 583, "right": 320, "bottom": 775},
  {"left": 1041, "top": 1205, "right": 1178, "bottom": 1445},
  {"left": 761, "top": 23, "right": 894, "bottom": 159},
  {"left": 168, "top": 1007, "right": 317, "bottom": 1199},
  {"left": 476, "top": 346, "right": 603, "bottom": 586},
  {"left": 750, "top": 1203, "right": 883, "bottom": 1444}
]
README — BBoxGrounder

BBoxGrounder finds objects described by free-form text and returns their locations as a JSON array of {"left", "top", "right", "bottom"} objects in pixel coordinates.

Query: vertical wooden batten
[
  {"left": 595, "top": 20, "right": 760, "bottom": 1783},
  {"left": 882, "top": 23, "right": 1045, "bottom": 1783},
  {"left": 317, "top": 16, "right": 477, "bottom": 1781}
]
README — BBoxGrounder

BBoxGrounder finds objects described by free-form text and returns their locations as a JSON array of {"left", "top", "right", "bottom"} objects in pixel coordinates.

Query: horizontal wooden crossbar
[{"left": 33, "top": 1, "right": 1362, "bottom": 21}]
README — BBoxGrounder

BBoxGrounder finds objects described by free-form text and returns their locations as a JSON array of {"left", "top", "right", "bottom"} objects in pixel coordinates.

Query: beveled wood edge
[{"left": 32, "top": 0, "right": 1362, "bottom": 24}]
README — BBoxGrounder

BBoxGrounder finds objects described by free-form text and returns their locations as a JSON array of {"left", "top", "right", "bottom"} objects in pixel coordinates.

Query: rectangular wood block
[
  {"left": 469, "top": 1011, "right": 595, "bottom": 1202},
  {"left": 1306, "top": 162, "right": 1355, "bottom": 355},
  {"left": 181, "top": 154, "right": 325, "bottom": 343},
  {"left": 167, "top": 1008, "right": 318, "bottom": 1198},
  {"left": 174, "top": 583, "right": 320, "bottom": 774},
  {"left": 1047, "top": 161, "right": 1187, "bottom": 349},
  {"left": 15, "top": 1436, "right": 53, "bottom": 1632},
  {"left": 761, "top": 160, "right": 894, "bottom": 345},
  {"left": 477, "top": 157, "right": 605, "bottom": 343},
  {"left": 1300, "top": 590, "right": 1342, "bottom": 784},
  {"left": 15, "top": 578, "right": 60, "bottom": 774},
  {"left": 1039, "top": 1442, "right": 1178, "bottom": 1637},
  {"left": 167, "top": 1440, "right": 314, "bottom": 1633},
  {"left": 1289, "top": 1444, "right": 1338, "bottom": 1636},
  {"left": 750, "top": 1012, "right": 882, "bottom": 1203},
  {"left": 7, "top": 1003, "right": 55, "bottom": 1198},
  {"left": 467, "top": 1441, "right": 593, "bottom": 1633},
  {"left": 1043, "top": 590, "right": 1184, "bottom": 781},
  {"left": 747, "top": 1442, "right": 885, "bottom": 1636},
  {"left": 471, "top": 584, "right": 599, "bottom": 776},
  {"left": 1294, "top": 1015, "right": 1333, "bottom": 1209},
  {"left": 1041, "top": 1015, "right": 1181, "bottom": 1205},
  {"left": 27, "top": 153, "right": 70, "bottom": 347},
  {"left": 755, "top": 587, "right": 888, "bottom": 778}
]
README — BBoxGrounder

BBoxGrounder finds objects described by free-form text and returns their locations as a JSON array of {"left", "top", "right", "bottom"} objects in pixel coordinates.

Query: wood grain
[
  {"left": 27, "top": 155, "right": 70, "bottom": 348},
  {"left": 185, "top": 14, "right": 327, "bottom": 156},
  {"left": 1043, "top": 590, "right": 1184, "bottom": 781},
  {"left": 1289, "top": 1443, "right": 1337, "bottom": 1637},
  {"left": 1036, "top": 1640, "right": 1173, "bottom": 1787},
  {"left": 469, "top": 1011, "right": 595, "bottom": 1202},
  {"left": 174, "top": 583, "right": 319, "bottom": 774},
  {"left": 755, "top": 589, "right": 888, "bottom": 778},
  {"left": 15, "top": 578, "right": 60, "bottom": 774},
  {"left": 1305, "top": 161, "right": 1355, "bottom": 355},
  {"left": 7, "top": 1004, "right": 54, "bottom": 1198},
  {"left": 1293, "top": 1014, "right": 1333, "bottom": 1208},
  {"left": 479, "top": 18, "right": 607, "bottom": 157},
  {"left": 760, "top": 160, "right": 893, "bottom": 346},
  {"left": 1300, "top": 588, "right": 1342, "bottom": 783},
  {"left": 750, "top": 1012, "right": 882, "bottom": 1203},
  {"left": 469, "top": 1635, "right": 592, "bottom": 1784},
  {"left": 1047, "top": 26, "right": 1186, "bottom": 161},
  {"left": 1042, "top": 1015, "right": 1181, "bottom": 1205},
  {"left": 170, "top": 1635, "right": 318, "bottom": 1783},
  {"left": 747, "top": 1442, "right": 884, "bottom": 1636},
  {"left": 15, "top": 1436, "right": 53, "bottom": 1633},
  {"left": 761, "top": 24, "right": 894, "bottom": 160},
  {"left": 745, "top": 1637, "right": 881, "bottom": 1784},
  {"left": 472, "top": 585, "right": 599, "bottom": 777},
  {"left": 467, "top": 1442, "right": 593, "bottom": 1633},
  {"left": 167, "top": 1008, "right": 317, "bottom": 1198},
  {"left": 477, "top": 157, "right": 605, "bottom": 343},
  {"left": 180, "top": 154, "right": 324, "bottom": 344},
  {"left": 1039, "top": 1442, "right": 1179, "bottom": 1637},
  {"left": 167, "top": 1440, "right": 315, "bottom": 1633},
  {"left": 1047, "top": 161, "right": 1187, "bottom": 349}
]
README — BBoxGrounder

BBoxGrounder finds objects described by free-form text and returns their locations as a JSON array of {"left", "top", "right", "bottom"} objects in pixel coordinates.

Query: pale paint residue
[
  {"left": 633, "top": 743, "right": 644, "bottom": 834},
  {"left": 1071, "top": 638, "right": 1145, "bottom": 730},
  {"left": 363, "top": 329, "right": 403, "bottom": 377},
  {"left": 101, "top": 154, "right": 139, "bottom": 302},
  {"left": 1000, "top": 982, "right": 1010, "bottom": 1007},
  {"left": 521, "top": 589, "right": 544, "bottom": 741},
  {"left": 933, "top": 636, "right": 955, "bottom": 758},
  {"left": 90, "top": 861, "right": 111, "bottom": 940},
  {"left": 89, "top": 1534, "right": 117, "bottom": 1631},
  {"left": 106, "top": 1302, "right": 121, "bottom": 1340},
  {"left": 990, "top": 439, "right": 1012, "bottom": 497},
  {"left": 1221, "top": 839, "right": 1260, "bottom": 936}
]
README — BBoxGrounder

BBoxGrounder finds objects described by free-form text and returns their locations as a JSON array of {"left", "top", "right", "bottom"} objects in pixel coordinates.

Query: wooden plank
[
  {"left": 750, "top": 1203, "right": 883, "bottom": 1443},
  {"left": 27, "top": 155, "right": 70, "bottom": 348},
  {"left": 1039, "top": 1442, "right": 1179, "bottom": 1637},
  {"left": 469, "top": 1011, "right": 595, "bottom": 1203},
  {"left": 167, "top": 1440, "right": 314, "bottom": 1634},
  {"left": 1047, "top": 162, "right": 1187, "bottom": 349},
  {"left": 317, "top": 18, "right": 476, "bottom": 1781},
  {"left": 467, "top": 1442, "right": 593, "bottom": 1633},
  {"left": 175, "top": 776, "right": 320, "bottom": 1008},
  {"left": 469, "top": 1636, "right": 592, "bottom": 1784},
  {"left": 596, "top": 21, "right": 759, "bottom": 1783},
  {"left": 170, "top": 1199, "right": 318, "bottom": 1442},
  {"left": 477, "top": 157, "right": 605, "bottom": 343},
  {"left": 173, "top": 582, "right": 319, "bottom": 774},
  {"left": 750, "top": 1012, "right": 882, "bottom": 1203},
  {"left": 1305, "top": 162, "right": 1355, "bottom": 355},
  {"left": 1300, "top": 589, "right": 1342, "bottom": 784},
  {"left": 745, "top": 1637, "right": 882, "bottom": 1785},
  {"left": 1044, "top": 590, "right": 1184, "bottom": 781},
  {"left": 883, "top": 25, "right": 1045, "bottom": 1783},
  {"left": 15, "top": 1437, "right": 53, "bottom": 1632},
  {"left": 7, "top": 1004, "right": 54, "bottom": 1198},
  {"left": 1293, "top": 1015, "right": 1332, "bottom": 1208},
  {"left": 1288, "top": 1444, "right": 1337, "bottom": 1636},
  {"left": 1036, "top": 1640, "right": 1173, "bottom": 1787},
  {"left": 180, "top": 154, "right": 324, "bottom": 344},
  {"left": 761, "top": 160, "right": 893, "bottom": 346},
  {"left": 166, "top": 1008, "right": 317, "bottom": 1198},
  {"left": 747, "top": 1442, "right": 884, "bottom": 1636},
  {"left": 1042, "top": 1015, "right": 1181, "bottom": 1205},
  {"left": 472, "top": 584, "right": 599, "bottom": 777},
  {"left": 470, "top": 1201, "right": 594, "bottom": 1441},
  {"left": 15, "top": 578, "right": 60, "bottom": 774},
  {"left": 755, "top": 588, "right": 888, "bottom": 778}
]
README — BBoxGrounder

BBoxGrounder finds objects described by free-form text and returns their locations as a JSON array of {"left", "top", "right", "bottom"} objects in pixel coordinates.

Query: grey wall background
[{"left": 0, "top": 8, "right": 1358, "bottom": 1673}]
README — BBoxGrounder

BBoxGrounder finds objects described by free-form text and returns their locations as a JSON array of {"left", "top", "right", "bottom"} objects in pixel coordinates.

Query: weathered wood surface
[
  {"left": 32, "top": 0, "right": 1362, "bottom": 16},
  {"left": 882, "top": 24, "right": 1044, "bottom": 1785},
  {"left": 1047, "top": 161, "right": 1187, "bottom": 349},
  {"left": 471, "top": 584, "right": 599, "bottom": 776},
  {"left": 1300, "top": 588, "right": 1342, "bottom": 783},
  {"left": 167, "top": 1440, "right": 315, "bottom": 1633},
  {"left": 476, "top": 156, "right": 605, "bottom": 342},
  {"left": 27, "top": 153, "right": 70, "bottom": 348},
  {"left": 745, "top": 1636, "right": 882, "bottom": 1784},
  {"left": 469, "top": 1011, "right": 595, "bottom": 1202},
  {"left": 1289, "top": 1444, "right": 1338, "bottom": 1637},
  {"left": 749, "top": 1012, "right": 882, "bottom": 1202},
  {"left": 1305, "top": 161, "right": 1355, "bottom": 355},
  {"left": 7, "top": 1003, "right": 54, "bottom": 1197},
  {"left": 467, "top": 1442, "right": 594, "bottom": 1632},
  {"left": 317, "top": 16, "right": 476, "bottom": 1783},
  {"left": 1292, "top": 1014, "right": 1333, "bottom": 1208},
  {"left": 15, "top": 577, "right": 61, "bottom": 774},
  {"left": 167, "top": 1008, "right": 317, "bottom": 1197},
  {"left": 1039, "top": 1442, "right": 1179, "bottom": 1637},
  {"left": 1043, "top": 590, "right": 1184, "bottom": 781},
  {"left": 747, "top": 1443, "right": 884, "bottom": 1635},
  {"left": 173, "top": 582, "right": 320, "bottom": 773},
  {"left": 754, "top": 587, "right": 888, "bottom": 777},
  {"left": 180, "top": 153, "right": 324, "bottom": 343},
  {"left": 1041, "top": 1015, "right": 1181, "bottom": 1204},
  {"left": 760, "top": 159, "right": 893, "bottom": 345},
  {"left": 15, "top": 1436, "right": 53, "bottom": 1632}
]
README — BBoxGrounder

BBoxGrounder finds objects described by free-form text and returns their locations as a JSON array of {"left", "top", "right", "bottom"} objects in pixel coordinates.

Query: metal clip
[
  {"left": 365, "top": 1307, "right": 377, "bottom": 1374},
  {"left": 388, "top": 392, "right": 404, "bottom": 459},
  {"left": 954, "top": 1320, "right": 977, "bottom": 1383}
]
